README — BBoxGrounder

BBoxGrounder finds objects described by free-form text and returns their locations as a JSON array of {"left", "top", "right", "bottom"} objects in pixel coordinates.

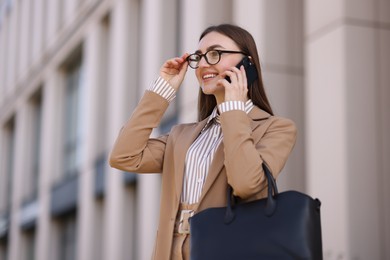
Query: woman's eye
[{"left": 209, "top": 51, "right": 219, "bottom": 58}]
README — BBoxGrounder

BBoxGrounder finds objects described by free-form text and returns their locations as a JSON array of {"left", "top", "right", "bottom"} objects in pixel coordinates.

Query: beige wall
[
  {"left": 305, "top": 0, "right": 390, "bottom": 259},
  {"left": 0, "top": 0, "right": 389, "bottom": 259}
]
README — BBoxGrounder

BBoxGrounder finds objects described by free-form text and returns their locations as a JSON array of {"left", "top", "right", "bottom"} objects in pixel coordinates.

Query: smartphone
[{"left": 225, "top": 56, "right": 258, "bottom": 87}]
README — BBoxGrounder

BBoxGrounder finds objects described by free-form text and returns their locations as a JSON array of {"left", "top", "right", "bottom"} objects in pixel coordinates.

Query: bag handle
[{"left": 224, "top": 163, "right": 278, "bottom": 224}]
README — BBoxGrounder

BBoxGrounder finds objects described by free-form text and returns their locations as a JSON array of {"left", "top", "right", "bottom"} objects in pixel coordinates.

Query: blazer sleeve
[
  {"left": 109, "top": 91, "right": 170, "bottom": 173},
  {"left": 220, "top": 110, "right": 297, "bottom": 199}
]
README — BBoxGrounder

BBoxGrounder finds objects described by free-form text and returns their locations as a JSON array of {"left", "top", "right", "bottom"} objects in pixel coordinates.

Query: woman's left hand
[{"left": 219, "top": 65, "right": 249, "bottom": 102}]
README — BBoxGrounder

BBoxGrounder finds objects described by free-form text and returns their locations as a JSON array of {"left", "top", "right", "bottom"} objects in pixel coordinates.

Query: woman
[{"left": 109, "top": 24, "right": 297, "bottom": 260}]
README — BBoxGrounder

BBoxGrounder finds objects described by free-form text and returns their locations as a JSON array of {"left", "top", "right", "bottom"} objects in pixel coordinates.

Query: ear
[{"left": 247, "top": 56, "right": 254, "bottom": 66}]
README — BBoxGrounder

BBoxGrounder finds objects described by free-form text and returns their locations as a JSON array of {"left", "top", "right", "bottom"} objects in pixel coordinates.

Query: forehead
[{"left": 197, "top": 31, "right": 239, "bottom": 51}]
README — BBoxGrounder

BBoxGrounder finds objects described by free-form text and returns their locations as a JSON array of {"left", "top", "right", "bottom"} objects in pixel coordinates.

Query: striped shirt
[{"left": 149, "top": 77, "right": 254, "bottom": 204}]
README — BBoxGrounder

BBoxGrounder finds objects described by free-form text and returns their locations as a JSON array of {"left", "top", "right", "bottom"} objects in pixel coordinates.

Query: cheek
[{"left": 219, "top": 60, "right": 238, "bottom": 72}]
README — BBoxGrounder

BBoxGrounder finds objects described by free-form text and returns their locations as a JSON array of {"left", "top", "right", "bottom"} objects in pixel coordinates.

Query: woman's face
[{"left": 195, "top": 32, "right": 244, "bottom": 99}]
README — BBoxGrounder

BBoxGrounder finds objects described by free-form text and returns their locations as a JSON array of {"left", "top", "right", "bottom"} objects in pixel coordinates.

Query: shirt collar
[
  {"left": 206, "top": 107, "right": 220, "bottom": 125},
  {"left": 244, "top": 99, "right": 255, "bottom": 114}
]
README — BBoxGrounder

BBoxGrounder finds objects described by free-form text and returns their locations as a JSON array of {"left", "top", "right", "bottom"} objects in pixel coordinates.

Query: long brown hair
[{"left": 197, "top": 24, "right": 273, "bottom": 121}]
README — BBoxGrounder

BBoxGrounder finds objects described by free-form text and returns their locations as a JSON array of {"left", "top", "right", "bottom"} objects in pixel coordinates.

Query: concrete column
[
  {"left": 234, "top": 0, "right": 305, "bottom": 192},
  {"left": 8, "top": 103, "right": 30, "bottom": 260},
  {"left": 137, "top": 0, "right": 164, "bottom": 260},
  {"left": 0, "top": 7, "right": 6, "bottom": 103},
  {"left": 76, "top": 22, "right": 103, "bottom": 260},
  {"left": 17, "top": 0, "right": 31, "bottom": 80},
  {"left": 179, "top": 0, "right": 207, "bottom": 123},
  {"left": 378, "top": 6, "right": 390, "bottom": 258},
  {"left": 5, "top": 0, "right": 18, "bottom": 94},
  {"left": 64, "top": 0, "right": 77, "bottom": 27},
  {"left": 104, "top": 0, "right": 138, "bottom": 259},
  {"left": 45, "top": 0, "right": 60, "bottom": 48},
  {"left": 31, "top": 0, "right": 45, "bottom": 66},
  {"left": 180, "top": 0, "right": 234, "bottom": 123},
  {"left": 35, "top": 71, "right": 63, "bottom": 260},
  {"left": 135, "top": 0, "right": 181, "bottom": 258},
  {"left": 305, "top": 0, "right": 390, "bottom": 259}
]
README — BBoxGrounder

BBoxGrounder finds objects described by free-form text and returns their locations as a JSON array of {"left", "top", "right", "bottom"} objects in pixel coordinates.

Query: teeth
[{"left": 203, "top": 74, "right": 217, "bottom": 79}]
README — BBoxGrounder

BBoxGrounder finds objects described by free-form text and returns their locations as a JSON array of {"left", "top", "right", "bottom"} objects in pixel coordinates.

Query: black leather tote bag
[{"left": 190, "top": 164, "right": 323, "bottom": 260}]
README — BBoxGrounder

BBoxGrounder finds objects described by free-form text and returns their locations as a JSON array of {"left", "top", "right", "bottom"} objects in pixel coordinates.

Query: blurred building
[{"left": 0, "top": 0, "right": 389, "bottom": 259}]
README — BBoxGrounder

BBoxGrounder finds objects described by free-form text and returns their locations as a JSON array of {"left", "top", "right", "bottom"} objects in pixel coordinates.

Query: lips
[{"left": 202, "top": 73, "right": 218, "bottom": 80}]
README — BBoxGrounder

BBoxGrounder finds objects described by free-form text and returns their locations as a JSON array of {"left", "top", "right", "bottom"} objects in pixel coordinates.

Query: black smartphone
[{"left": 225, "top": 56, "right": 258, "bottom": 87}]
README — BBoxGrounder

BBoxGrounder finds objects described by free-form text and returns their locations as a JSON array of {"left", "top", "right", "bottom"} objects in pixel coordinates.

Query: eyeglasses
[{"left": 186, "top": 50, "right": 248, "bottom": 69}]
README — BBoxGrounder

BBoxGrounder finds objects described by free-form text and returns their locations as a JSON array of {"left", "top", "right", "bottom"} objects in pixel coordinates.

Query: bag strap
[
  {"left": 263, "top": 163, "right": 278, "bottom": 217},
  {"left": 224, "top": 163, "right": 278, "bottom": 224}
]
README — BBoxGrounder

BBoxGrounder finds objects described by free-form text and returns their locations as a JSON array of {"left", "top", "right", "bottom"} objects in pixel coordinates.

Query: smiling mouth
[{"left": 202, "top": 73, "right": 218, "bottom": 80}]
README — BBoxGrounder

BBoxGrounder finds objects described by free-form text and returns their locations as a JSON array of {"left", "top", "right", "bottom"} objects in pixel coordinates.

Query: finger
[
  {"left": 231, "top": 66, "right": 243, "bottom": 87},
  {"left": 239, "top": 65, "right": 248, "bottom": 89},
  {"left": 181, "top": 52, "right": 190, "bottom": 61},
  {"left": 217, "top": 78, "right": 230, "bottom": 88},
  {"left": 224, "top": 70, "right": 238, "bottom": 84},
  {"left": 173, "top": 53, "right": 190, "bottom": 65},
  {"left": 167, "top": 59, "right": 181, "bottom": 67},
  {"left": 178, "top": 60, "right": 189, "bottom": 78}
]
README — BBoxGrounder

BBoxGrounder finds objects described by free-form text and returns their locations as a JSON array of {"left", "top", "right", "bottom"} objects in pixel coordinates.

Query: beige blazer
[{"left": 109, "top": 91, "right": 297, "bottom": 260}]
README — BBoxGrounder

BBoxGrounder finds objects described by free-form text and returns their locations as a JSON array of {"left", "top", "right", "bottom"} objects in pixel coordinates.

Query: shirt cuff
[
  {"left": 218, "top": 100, "right": 245, "bottom": 113},
  {"left": 148, "top": 77, "right": 176, "bottom": 102}
]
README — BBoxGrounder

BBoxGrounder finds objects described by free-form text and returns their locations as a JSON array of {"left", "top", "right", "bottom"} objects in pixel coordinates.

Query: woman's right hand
[{"left": 159, "top": 53, "right": 189, "bottom": 91}]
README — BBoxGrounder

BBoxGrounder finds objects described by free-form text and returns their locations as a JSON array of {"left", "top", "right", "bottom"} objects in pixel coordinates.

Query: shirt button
[{"left": 197, "top": 179, "right": 202, "bottom": 183}]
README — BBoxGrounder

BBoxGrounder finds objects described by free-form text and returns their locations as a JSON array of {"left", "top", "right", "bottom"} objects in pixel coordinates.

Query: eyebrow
[{"left": 195, "top": 44, "right": 225, "bottom": 54}]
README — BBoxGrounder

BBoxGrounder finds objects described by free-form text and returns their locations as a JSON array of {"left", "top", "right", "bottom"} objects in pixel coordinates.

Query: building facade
[{"left": 0, "top": 0, "right": 389, "bottom": 259}]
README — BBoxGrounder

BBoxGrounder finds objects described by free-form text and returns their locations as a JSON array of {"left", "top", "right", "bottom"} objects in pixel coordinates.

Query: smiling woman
[{"left": 109, "top": 23, "right": 297, "bottom": 260}]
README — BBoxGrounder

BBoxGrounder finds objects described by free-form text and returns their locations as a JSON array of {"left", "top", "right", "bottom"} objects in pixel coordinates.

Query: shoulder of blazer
[{"left": 249, "top": 106, "right": 296, "bottom": 133}]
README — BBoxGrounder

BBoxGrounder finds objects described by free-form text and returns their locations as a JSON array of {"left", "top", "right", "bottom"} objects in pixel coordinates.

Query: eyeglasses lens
[
  {"left": 205, "top": 50, "right": 220, "bottom": 65},
  {"left": 188, "top": 54, "right": 201, "bottom": 69},
  {"left": 187, "top": 50, "right": 221, "bottom": 69}
]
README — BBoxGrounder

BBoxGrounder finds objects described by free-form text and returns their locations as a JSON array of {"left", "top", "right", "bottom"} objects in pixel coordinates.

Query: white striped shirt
[
  {"left": 149, "top": 77, "right": 254, "bottom": 203},
  {"left": 149, "top": 77, "right": 176, "bottom": 102}
]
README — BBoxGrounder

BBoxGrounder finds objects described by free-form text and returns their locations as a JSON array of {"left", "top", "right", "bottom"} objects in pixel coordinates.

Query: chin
[
  {"left": 200, "top": 86, "right": 212, "bottom": 95},
  {"left": 201, "top": 84, "right": 223, "bottom": 95}
]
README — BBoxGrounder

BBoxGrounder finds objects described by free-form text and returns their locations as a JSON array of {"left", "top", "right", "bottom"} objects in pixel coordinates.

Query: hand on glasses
[{"left": 160, "top": 53, "right": 189, "bottom": 91}]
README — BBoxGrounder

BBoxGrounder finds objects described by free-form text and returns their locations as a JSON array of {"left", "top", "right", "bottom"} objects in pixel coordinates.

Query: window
[
  {"left": 53, "top": 213, "right": 77, "bottom": 260},
  {"left": 30, "top": 93, "right": 42, "bottom": 198},
  {"left": 63, "top": 59, "right": 84, "bottom": 178},
  {"left": 0, "top": 118, "right": 15, "bottom": 212},
  {"left": 23, "top": 92, "right": 42, "bottom": 200},
  {"left": 21, "top": 228, "right": 36, "bottom": 260},
  {"left": 59, "top": 215, "right": 77, "bottom": 260},
  {"left": 0, "top": 239, "right": 8, "bottom": 260},
  {"left": 0, "top": 118, "right": 14, "bottom": 258}
]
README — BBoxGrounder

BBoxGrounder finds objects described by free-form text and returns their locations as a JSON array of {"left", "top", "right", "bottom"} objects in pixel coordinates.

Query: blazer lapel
[{"left": 174, "top": 119, "right": 208, "bottom": 202}]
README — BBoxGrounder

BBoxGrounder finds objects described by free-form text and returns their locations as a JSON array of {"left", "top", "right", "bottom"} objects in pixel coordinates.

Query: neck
[{"left": 214, "top": 93, "right": 225, "bottom": 105}]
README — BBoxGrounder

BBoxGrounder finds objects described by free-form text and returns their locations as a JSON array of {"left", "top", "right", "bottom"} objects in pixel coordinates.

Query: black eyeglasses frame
[{"left": 186, "top": 50, "right": 248, "bottom": 69}]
